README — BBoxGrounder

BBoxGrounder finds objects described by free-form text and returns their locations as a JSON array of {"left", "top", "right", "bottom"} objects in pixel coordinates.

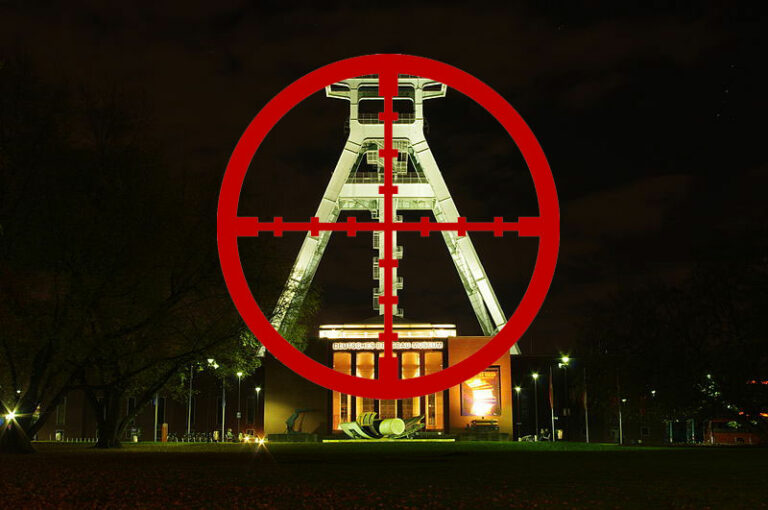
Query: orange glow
[
  {"left": 467, "top": 378, "right": 496, "bottom": 416},
  {"left": 461, "top": 367, "right": 501, "bottom": 417}
]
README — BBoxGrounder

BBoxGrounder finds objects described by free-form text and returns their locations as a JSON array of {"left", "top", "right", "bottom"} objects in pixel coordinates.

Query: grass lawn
[{"left": 3, "top": 441, "right": 767, "bottom": 509}]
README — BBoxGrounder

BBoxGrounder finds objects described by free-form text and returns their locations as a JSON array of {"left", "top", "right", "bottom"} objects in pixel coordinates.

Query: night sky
[{"left": 3, "top": 2, "right": 765, "bottom": 355}]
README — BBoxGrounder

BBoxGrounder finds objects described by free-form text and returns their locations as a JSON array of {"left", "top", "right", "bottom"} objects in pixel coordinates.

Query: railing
[
  {"left": 357, "top": 113, "right": 416, "bottom": 124},
  {"left": 346, "top": 173, "right": 429, "bottom": 184}
]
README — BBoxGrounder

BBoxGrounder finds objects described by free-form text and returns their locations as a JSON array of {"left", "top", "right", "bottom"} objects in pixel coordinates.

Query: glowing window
[
  {"left": 424, "top": 352, "right": 444, "bottom": 430},
  {"left": 460, "top": 366, "right": 502, "bottom": 417},
  {"left": 355, "top": 352, "right": 375, "bottom": 419},
  {"left": 400, "top": 352, "right": 421, "bottom": 419},
  {"left": 332, "top": 352, "right": 352, "bottom": 430}
]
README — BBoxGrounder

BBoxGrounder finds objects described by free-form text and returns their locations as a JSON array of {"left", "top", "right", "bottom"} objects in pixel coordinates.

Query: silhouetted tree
[
  {"left": 0, "top": 57, "right": 319, "bottom": 452},
  {"left": 577, "top": 228, "right": 768, "bottom": 433}
]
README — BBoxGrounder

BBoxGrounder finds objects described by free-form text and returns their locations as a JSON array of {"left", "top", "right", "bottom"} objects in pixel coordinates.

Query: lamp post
[
  {"left": 255, "top": 386, "right": 262, "bottom": 435},
  {"left": 619, "top": 397, "right": 626, "bottom": 445},
  {"left": 207, "top": 359, "right": 224, "bottom": 441},
  {"left": 532, "top": 372, "right": 540, "bottom": 441},
  {"left": 236, "top": 371, "right": 243, "bottom": 440},
  {"left": 153, "top": 392, "right": 159, "bottom": 442},
  {"left": 558, "top": 355, "right": 570, "bottom": 440},
  {"left": 549, "top": 365, "right": 556, "bottom": 441},
  {"left": 584, "top": 366, "right": 590, "bottom": 443},
  {"left": 187, "top": 364, "right": 194, "bottom": 437},
  {"left": 220, "top": 383, "right": 226, "bottom": 441},
  {"left": 616, "top": 373, "right": 623, "bottom": 445},
  {"left": 514, "top": 386, "right": 522, "bottom": 440}
]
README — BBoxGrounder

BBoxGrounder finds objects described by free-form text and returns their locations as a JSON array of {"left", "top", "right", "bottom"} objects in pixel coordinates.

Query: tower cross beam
[{"left": 234, "top": 216, "right": 541, "bottom": 238}]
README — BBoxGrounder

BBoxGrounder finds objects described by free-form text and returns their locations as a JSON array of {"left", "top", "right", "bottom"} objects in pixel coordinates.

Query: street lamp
[
  {"left": 255, "top": 386, "right": 262, "bottom": 435},
  {"left": 618, "top": 397, "right": 627, "bottom": 445},
  {"left": 236, "top": 372, "right": 244, "bottom": 440},
  {"left": 207, "top": 360, "right": 225, "bottom": 440},
  {"left": 5, "top": 411, "right": 16, "bottom": 422},
  {"left": 558, "top": 355, "right": 571, "bottom": 440},
  {"left": 514, "top": 386, "right": 522, "bottom": 440},
  {"left": 187, "top": 364, "right": 195, "bottom": 437},
  {"left": 532, "top": 372, "right": 540, "bottom": 441}
]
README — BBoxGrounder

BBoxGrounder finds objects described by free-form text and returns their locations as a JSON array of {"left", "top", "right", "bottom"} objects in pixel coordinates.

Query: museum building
[{"left": 263, "top": 318, "right": 514, "bottom": 438}]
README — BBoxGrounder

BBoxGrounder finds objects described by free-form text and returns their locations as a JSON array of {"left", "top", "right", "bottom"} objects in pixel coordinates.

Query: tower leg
[
  {"left": 270, "top": 139, "right": 361, "bottom": 337},
  {"left": 412, "top": 139, "right": 519, "bottom": 352}
]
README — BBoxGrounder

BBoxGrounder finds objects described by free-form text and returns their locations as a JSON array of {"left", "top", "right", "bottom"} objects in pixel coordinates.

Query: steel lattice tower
[{"left": 270, "top": 75, "right": 520, "bottom": 354}]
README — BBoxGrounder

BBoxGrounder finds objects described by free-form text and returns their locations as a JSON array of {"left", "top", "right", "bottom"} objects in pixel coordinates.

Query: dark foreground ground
[{"left": 3, "top": 441, "right": 767, "bottom": 509}]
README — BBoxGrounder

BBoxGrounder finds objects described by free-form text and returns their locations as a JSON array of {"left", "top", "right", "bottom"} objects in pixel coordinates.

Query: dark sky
[{"left": 2, "top": 1, "right": 765, "bottom": 355}]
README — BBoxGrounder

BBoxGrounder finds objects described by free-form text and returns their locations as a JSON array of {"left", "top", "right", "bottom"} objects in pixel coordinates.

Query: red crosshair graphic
[{"left": 218, "top": 54, "right": 559, "bottom": 399}]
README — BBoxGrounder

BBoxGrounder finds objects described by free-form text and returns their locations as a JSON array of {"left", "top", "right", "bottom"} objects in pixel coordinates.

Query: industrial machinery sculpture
[
  {"left": 285, "top": 408, "right": 316, "bottom": 433},
  {"left": 339, "top": 411, "right": 425, "bottom": 440}
]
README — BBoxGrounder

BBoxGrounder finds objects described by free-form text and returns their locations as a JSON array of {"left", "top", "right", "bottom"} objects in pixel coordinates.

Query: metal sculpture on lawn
[{"left": 340, "top": 411, "right": 424, "bottom": 440}]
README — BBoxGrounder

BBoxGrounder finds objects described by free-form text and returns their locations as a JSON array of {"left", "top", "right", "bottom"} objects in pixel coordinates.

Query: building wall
[
  {"left": 261, "top": 335, "right": 516, "bottom": 438},
  {"left": 447, "top": 337, "right": 514, "bottom": 436},
  {"left": 263, "top": 340, "right": 329, "bottom": 437}
]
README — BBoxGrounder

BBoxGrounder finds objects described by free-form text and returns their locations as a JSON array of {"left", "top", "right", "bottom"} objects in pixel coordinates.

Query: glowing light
[
  {"left": 257, "top": 438, "right": 265, "bottom": 445},
  {"left": 236, "top": 371, "right": 243, "bottom": 378},
  {"left": 331, "top": 341, "right": 444, "bottom": 351},
  {"left": 320, "top": 323, "right": 456, "bottom": 340},
  {"left": 467, "top": 378, "right": 496, "bottom": 416},
  {"left": 560, "top": 355, "right": 570, "bottom": 365},
  {"left": 4, "top": 411, "right": 16, "bottom": 421},
  {"left": 532, "top": 372, "right": 539, "bottom": 380},
  {"left": 514, "top": 386, "right": 522, "bottom": 393},
  {"left": 255, "top": 386, "right": 262, "bottom": 393}
]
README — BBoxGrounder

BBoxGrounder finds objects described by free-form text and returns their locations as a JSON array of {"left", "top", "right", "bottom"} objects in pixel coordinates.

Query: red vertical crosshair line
[{"left": 377, "top": 68, "right": 399, "bottom": 382}]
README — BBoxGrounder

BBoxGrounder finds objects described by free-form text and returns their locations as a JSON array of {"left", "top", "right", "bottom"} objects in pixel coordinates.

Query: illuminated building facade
[
  {"left": 262, "top": 319, "right": 514, "bottom": 438},
  {"left": 324, "top": 321, "right": 451, "bottom": 432}
]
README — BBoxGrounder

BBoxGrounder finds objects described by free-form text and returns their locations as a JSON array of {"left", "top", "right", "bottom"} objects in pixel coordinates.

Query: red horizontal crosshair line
[{"left": 233, "top": 216, "right": 544, "bottom": 238}]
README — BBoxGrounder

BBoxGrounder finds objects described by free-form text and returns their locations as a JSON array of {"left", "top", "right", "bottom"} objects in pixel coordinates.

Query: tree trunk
[
  {"left": 93, "top": 417, "right": 122, "bottom": 449},
  {"left": 90, "top": 386, "right": 125, "bottom": 449},
  {"left": 0, "top": 415, "right": 35, "bottom": 454}
]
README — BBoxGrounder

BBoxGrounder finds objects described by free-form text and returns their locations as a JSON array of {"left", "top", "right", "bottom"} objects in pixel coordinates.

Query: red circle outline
[{"left": 217, "top": 54, "right": 559, "bottom": 399}]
